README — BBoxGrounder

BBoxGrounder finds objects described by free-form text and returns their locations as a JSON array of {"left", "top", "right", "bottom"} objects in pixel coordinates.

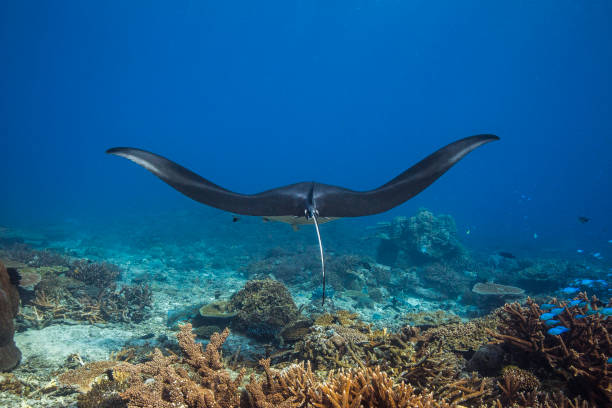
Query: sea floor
[{"left": 1, "top": 209, "right": 610, "bottom": 407}]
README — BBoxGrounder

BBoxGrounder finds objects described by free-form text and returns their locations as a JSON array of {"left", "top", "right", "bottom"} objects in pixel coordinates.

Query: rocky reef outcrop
[{"left": 0, "top": 261, "right": 21, "bottom": 371}]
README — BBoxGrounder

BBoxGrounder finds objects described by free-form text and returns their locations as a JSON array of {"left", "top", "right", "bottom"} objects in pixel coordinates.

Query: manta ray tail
[{"left": 311, "top": 213, "right": 326, "bottom": 305}]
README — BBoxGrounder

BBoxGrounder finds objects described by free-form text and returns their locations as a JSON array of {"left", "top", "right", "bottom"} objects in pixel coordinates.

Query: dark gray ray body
[{"left": 107, "top": 134, "right": 499, "bottom": 304}]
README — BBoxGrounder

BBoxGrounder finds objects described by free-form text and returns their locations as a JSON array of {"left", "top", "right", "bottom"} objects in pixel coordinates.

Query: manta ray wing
[{"left": 313, "top": 134, "right": 499, "bottom": 217}]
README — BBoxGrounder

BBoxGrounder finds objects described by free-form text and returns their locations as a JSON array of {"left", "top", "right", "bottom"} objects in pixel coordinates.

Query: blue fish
[
  {"left": 601, "top": 308, "right": 612, "bottom": 316},
  {"left": 544, "top": 319, "right": 561, "bottom": 326},
  {"left": 581, "top": 279, "right": 594, "bottom": 286},
  {"left": 568, "top": 300, "right": 582, "bottom": 307},
  {"left": 577, "top": 249, "right": 584, "bottom": 253},
  {"left": 547, "top": 326, "right": 569, "bottom": 335},
  {"left": 540, "top": 313, "right": 555, "bottom": 320},
  {"left": 549, "top": 308, "right": 564, "bottom": 316},
  {"left": 575, "top": 314, "right": 586, "bottom": 319},
  {"left": 540, "top": 303, "right": 556, "bottom": 310},
  {"left": 608, "top": 357, "right": 612, "bottom": 364},
  {"left": 587, "top": 310, "right": 599, "bottom": 315},
  {"left": 562, "top": 287, "right": 579, "bottom": 294}
]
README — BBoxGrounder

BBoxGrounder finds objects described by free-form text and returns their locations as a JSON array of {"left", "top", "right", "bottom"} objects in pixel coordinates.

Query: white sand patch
[{"left": 15, "top": 324, "right": 134, "bottom": 364}]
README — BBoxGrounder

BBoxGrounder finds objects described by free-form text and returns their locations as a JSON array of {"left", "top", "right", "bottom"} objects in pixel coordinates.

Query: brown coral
[
  {"left": 120, "top": 323, "right": 245, "bottom": 408},
  {"left": 490, "top": 295, "right": 612, "bottom": 406},
  {"left": 0, "top": 261, "right": 20, "bottom": 371}
]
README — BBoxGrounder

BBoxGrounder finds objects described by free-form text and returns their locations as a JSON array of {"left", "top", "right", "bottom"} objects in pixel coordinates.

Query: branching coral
[
  {"left": 119, "top": 324, "right": 245, "bottom": 408},
  {"left": 490, "top": 295, "right": 612, "bottom": 406},
  {"left": 100, "top": 283, "right": 152, "bottom": 323},
  {"left": 68, "top": 259, "right": 121, "bottom": 288},
  {"left": 244, "top": 358, "right": 452, "bottom": 408}
]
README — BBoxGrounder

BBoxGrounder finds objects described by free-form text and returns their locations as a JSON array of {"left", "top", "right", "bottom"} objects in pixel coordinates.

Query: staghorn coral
[
  {"left": 68, "top": 259, "right": 121, "bottom": 288},
  {"left": 404, "top": 310, "right": 462, "bottom": 328},
  {"left": 0, "top": 243, "right": 70, "bottom": 268},
  {"left": 490, "top": 295, "right": 612, "bottom": 406},
  {"left": 420, "top": 312, "right": 501, "bottom": 354},
  {"left": 421, "top": 262, "right": 471, "bottom": 297},
  {"left": 497, "top": 365, "right": 540, "bottom": 405},
  {"left": 0, "top": 261, "right": 21, "bottom": 371},
  {"left": 119, "top": 323, "right": 245, "bottom": 408},
  {"left": 312, "top": 365, "right": 452, "bottom": 408},
  {"left": 244, "top": 358, "right": 452, "bottom": 408},
  {"left": 100, "top": 283, "right": 152, "bottom": 323}
]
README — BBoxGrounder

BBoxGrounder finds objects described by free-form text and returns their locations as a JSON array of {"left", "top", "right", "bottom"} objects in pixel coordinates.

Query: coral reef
[
  {"left": 229, "top": 279, "right": 299, "bottom": 341},
  {"left": 68, "top": 259, "right": 121, "bottom": 288},
  {"left": 244, "top": 358, "right": 453, "bottom": 408},
  {"left": 489, "top": 294, "right": 612, "bottom": 406},
  {"left": 403, "top": 310, "right": 461, "bottom": 328},
  {"left": 515, "top": 259, "right": 571, "bottom": 292},
  {"left": 100, "top": 283, "right": 153, "bottom": 323},
  {"left": 119, "top": 324, "right": 245, "bottom": 408},
  {"left": 0, "top": 243, "right": 70, "bottom": 268},
  {"left": 373, "top": 209, "right": 465, "bottom": 266},
  {"left": 0, "top": 261, "right": 21, "bottom": 371}
]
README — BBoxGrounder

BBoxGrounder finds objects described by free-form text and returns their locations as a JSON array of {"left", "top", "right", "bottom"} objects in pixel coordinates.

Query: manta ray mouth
[{"left": 262, "top": 215, "right": 339, "bottom": 226}]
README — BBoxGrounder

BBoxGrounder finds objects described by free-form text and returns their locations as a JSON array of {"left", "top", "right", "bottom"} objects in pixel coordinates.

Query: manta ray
[{"left": 107, "top": 134, "right": 499, "bottom": 304}]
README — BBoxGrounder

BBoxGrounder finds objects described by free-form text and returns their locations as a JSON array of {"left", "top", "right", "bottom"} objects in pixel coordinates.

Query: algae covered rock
[
  {"left": 228, "top": 279, "right": 298, "bottom": 341},
  {"left": 0, "top": 261, "right": 21, "bottom": 371}
]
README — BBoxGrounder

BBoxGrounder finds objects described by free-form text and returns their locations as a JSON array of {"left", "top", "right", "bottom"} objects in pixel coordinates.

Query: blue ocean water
[{"left": 1, "top": 2, "right": 611, "bottom": 407}]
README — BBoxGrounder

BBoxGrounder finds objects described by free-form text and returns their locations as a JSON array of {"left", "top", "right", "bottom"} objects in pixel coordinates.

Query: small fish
[
  {"left": 568, "top": 300, "right": 582, "bottom": 307},
  {"left": 587, "top": 310, "right": 599, "bottom": 315},
  {"left": 593, "top": 252, "right": 601, "bottom": 258},
  {"left": 498, "top": 251, "right": 516, "bottom": 259},
  {"left": 549, "top": 308, "right": 564, "bottom": 316},
  {"left": 608, "top": 357, "right": 612, "bottom": 364},
  {"left": 577, "top": 249, "right": 584, "bottom": 253},
  {"left": 540, "top": 313, "right": 555, "bottom": 320},
  {"left": 578, "top": 216, "right": 590, "bottom": 224},
  {"left": 547, "top": 326, "right": 569, "bottom": 335},
  {"left": 232, "top": 216, "right": 240, "bottom": 222},
  {"left": 420, "top": 245, "right": 427, "bottom": 254},
  {"left": 581, "top": 279, "right": 594, "bottom": 286},
  {"left": 561, "top": 287, "right": 579, "bottom": 294},
  {"left": 601, "top": 308, "right": 612, "bottom": 316},
  {"left": 540, "top": 303, "right": 556, "bottom": 310},
  {"left": 466, "top": 229, "right": 471, "bottom": 235},
  {"left": 544, "top": 319, "right": 561, "bottom": 326},
  {"left": 533, "top": 233, "right": 538, "bottom": 239},
  {"left": 575, "top": 314, "right": 586, "bottom": 319},
  {"left": 608, "top": 240, "right": 612, "bottom": 244}
]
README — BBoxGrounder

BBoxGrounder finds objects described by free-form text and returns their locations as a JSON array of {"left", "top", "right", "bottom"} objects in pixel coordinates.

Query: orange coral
[{"left": 119, "top": 323, "right": 245, "bottom": 408}]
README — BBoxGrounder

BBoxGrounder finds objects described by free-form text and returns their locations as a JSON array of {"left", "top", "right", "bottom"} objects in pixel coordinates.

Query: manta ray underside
[{"left": 107, "top": 134, "right": 499, "bottom": 304}]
